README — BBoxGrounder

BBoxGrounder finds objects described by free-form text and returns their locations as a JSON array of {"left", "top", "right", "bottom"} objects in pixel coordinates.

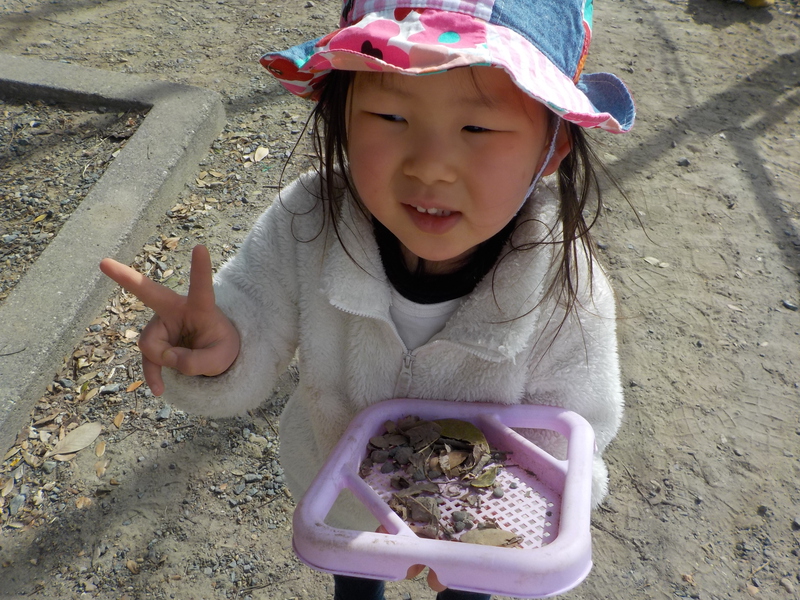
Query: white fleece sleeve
[
  {"left": 522, "top": 257, "right": 624, "bottom": 505},
  {"left": 159, "top": 179, "right": 314, "bottom": 417}
]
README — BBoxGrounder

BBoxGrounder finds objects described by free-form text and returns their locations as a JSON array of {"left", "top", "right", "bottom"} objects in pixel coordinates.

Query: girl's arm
[
  {"left": 524, "top": 256, "right": 624, "bottom": 504},
  {"left": 100, "top": 178, "right": 309, "bottom": 418}
]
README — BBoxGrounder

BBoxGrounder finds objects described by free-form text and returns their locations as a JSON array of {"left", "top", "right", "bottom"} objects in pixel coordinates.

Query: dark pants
[{"left": 333, "top": 575, "right": 492, "bottom": 600}]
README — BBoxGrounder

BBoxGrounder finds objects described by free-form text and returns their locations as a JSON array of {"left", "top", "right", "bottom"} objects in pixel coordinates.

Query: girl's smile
[{"left": 346, "top": 66, "right": 570, "bottom": 273}]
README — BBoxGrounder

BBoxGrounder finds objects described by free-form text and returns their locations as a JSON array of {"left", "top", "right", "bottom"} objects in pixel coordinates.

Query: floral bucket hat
[{"left": 260, "top": 0, "right": 635, "bottom": 133}]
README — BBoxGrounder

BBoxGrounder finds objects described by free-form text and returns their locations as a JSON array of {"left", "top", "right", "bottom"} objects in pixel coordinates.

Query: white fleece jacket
[{"left": 162, "top": 171, "right": 623, "bottom": 530}]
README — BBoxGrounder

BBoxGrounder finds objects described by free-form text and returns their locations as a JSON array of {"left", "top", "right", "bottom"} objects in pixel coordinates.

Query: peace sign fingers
[
  {"left": 99, "top": 256, "right": 183, "bottom": 317},
  {"left": 99, "top": 246, "right": 240, "bottom": 395},
  {"left": 186, "top": 245, "right": 217, "bottom": 312}
]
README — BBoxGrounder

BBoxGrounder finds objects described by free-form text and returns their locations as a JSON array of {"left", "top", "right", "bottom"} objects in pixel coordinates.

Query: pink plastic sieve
[{"left": 292, "top": 398, "right": 596, "bottom": 598}]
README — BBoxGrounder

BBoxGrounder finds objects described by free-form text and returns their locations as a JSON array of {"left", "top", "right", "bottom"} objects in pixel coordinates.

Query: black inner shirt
[{"left": 373, "top": 217, "right": 516, "bottom": 304}]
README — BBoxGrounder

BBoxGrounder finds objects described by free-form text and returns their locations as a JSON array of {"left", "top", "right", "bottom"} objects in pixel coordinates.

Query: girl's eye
[
  {"left": 375, "top": 113, "right": 405, "bottom": 123},
  {"left": 463, "top": 125, "right": 490, "bottom": 133}
]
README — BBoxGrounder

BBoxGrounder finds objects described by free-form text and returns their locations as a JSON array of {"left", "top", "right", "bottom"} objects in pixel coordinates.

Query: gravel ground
[{"left": 0, "top": 101, "right": 146, "bottom": 303}]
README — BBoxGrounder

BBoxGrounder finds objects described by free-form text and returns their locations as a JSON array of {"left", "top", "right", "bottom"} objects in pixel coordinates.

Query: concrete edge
[{"left": 0, "top": 53, "right": 226, "bottom": 452}]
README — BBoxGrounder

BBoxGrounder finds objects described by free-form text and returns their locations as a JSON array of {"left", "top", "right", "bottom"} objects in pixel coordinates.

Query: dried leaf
[
  {"left": 434, "top": 419, "right": 490, "bottom": 453},
  {"left": 53, "top": 453, "right": 78, "bottom": 462},
  {"left": 441, "top": 450, "right": 469, "bottom": 476},
  {"left": 1, "top": 478, "right": 13, "bottom": 497},
  {"left": 460, "top": 528, "right": 522, "bottom": 547},
  {"left": 3, "top": 446, "right": 21, "bottom": 461},
  {"left": 81, "top": 388, "right": 99, "bottom": 403},
  {"left": 394, "top": 482, "right": 440, "bottom": 498},
  {"left": 403, "top": 496, "right": 440, "bottom": 524},
  {"left": 22, "top": 451, "right": 42, "bottom": 468},
  {"left": 405, "top": 421, "right": 442, "bottom": 451},
  {"left": 94, "top": 460, "right": 110, "bottom": 478},
  {"left": 95, "top": 441, "right": 106, "bottom": 457},
  {"left": 253, "top": 146, "right": 269, "bottom": 162},
  {"left": 33, "top": 412, "right": 61, "bottom": 427},
  {"left": 46, "top": 422, "right": 102, "bottom": 457},
  {"left": 75, "top": 496, "right": 93, "bottom": 509},
  {"left": 124, "top": 329, "right": 139, "bottom": 340},
  {"left": 77, "top": 371, "right": 99, "bottom": 386},
  {"left": 113, "top": 412, "right": 125, "bottom": 428},
  {"left": 470, "top": 465, "right": 498, "bottom": 488},
  {"left": 369, "top": 433, "right": 408, "bottom": 449}
]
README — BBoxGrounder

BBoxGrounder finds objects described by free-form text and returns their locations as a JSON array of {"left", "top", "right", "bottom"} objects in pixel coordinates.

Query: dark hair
[{"left": 306, "top": 68, "right": 604, "bottom": 320}]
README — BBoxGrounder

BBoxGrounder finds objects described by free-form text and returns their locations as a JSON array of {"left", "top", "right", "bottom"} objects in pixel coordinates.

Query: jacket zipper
[
  {"left": 329, "top": 302, "right": 504, "bottom": 398},
  {"left": 393, "top": 351, "right": 416, "bottom": 398}
]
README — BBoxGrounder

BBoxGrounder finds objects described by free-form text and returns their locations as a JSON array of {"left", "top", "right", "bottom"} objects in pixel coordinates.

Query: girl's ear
[{"left": 541, "top": 123, "right": 573, "bottom": 177}]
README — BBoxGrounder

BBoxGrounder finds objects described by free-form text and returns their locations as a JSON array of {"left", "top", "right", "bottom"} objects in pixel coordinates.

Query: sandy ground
[{"left": 1, "top": 0, "right": 799, "bottom": 599}]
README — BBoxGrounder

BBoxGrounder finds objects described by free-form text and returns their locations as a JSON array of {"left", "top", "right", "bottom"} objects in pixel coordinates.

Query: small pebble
[
  {"left": 492, "top": 487, "right": 505, "bottom": 498},
  {"left": 100, "top": 383, "right": 121, "bottom": 395},
  {"left": 677, "top": 157, "right": 691, "bottom": 167},
  {"left": 782, "top": 300, "right": 799, "bottom": 311},
  {"left": 9, "top": 494, "right": 26, "bottom": 515},
  {"left": 371, "top": 450, "right": 390, "bottom": 463},
  {"left": 393, "top": 446, "right": 413, "bottom": 465},
  {"left": 780, "top": 578, "right": 795, "bottom": 593},
  {"left": 156, "top": 406, "right": 172, "bottom": 421}
]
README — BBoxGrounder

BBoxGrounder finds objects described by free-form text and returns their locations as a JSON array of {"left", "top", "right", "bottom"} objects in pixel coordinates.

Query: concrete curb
[{"left": 0, "top": 54, "right": 225, "bottom": 452}]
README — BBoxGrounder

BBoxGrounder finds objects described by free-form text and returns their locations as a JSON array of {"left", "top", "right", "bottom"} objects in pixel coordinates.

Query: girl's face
[{"left": 346, "top": 67, "right": 568, "bottom": 273}]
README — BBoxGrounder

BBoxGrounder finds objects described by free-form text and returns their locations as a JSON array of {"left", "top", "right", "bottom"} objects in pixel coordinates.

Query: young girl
[{"left": 101, "top": 0, "right": 634, "bottom": 598}]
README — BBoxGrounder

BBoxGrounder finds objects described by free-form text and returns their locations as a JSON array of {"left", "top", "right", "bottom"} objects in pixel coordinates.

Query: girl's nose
[{"left": 401, "top": 132, "right": 459, "bottom": 185}]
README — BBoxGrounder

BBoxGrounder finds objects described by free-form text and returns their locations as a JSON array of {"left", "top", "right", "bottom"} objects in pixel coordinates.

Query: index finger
[
  {"left": 186, "top": 245, "right": 216, "bottom": 311},
  {"left": 99, "top": 258, "right": 181, "bottom": 314}
]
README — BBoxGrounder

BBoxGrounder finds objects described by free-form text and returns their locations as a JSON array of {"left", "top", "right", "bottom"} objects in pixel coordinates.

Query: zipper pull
[{"left": 394, "top": 352, "right": 415, "bottom": 398}]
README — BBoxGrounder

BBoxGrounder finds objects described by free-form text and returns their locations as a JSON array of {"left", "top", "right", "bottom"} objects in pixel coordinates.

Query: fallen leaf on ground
[
  {"left": 253, "top": 146, "right": 269, "bottom": 162},
  {"left": 52, "top": 453, "right": 78, "bottom": 462},
  {"left": 45, "top": 422, "right": 102, "bottom": 457},
  {"left": 94, "top": 460, "right": 110, "bottom": 478}
]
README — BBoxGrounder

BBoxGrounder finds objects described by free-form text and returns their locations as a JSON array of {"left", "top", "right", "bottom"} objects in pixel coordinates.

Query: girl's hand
[
  {"left": 406, "top": 564, "right": 446, "bottom": 592},
  {"left": 375, "top": 526, "right": 446, "bottom": 592},
  {"left": 99, "top": 245, "right": 240, "bottom": 396}
]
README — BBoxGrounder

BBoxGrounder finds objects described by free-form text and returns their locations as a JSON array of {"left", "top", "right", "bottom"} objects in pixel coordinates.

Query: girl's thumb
[
  {"left": 163, "top": 346, "right": 230, "bottom": 377},
  {"left": 160, "top": 348, "right": 180, "bottom": 370}
]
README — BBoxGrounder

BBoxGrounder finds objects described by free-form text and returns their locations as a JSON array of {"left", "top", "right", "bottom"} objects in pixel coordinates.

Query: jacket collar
[{"left": 321, "top": 184, "right": 560, "bottom": 362}]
